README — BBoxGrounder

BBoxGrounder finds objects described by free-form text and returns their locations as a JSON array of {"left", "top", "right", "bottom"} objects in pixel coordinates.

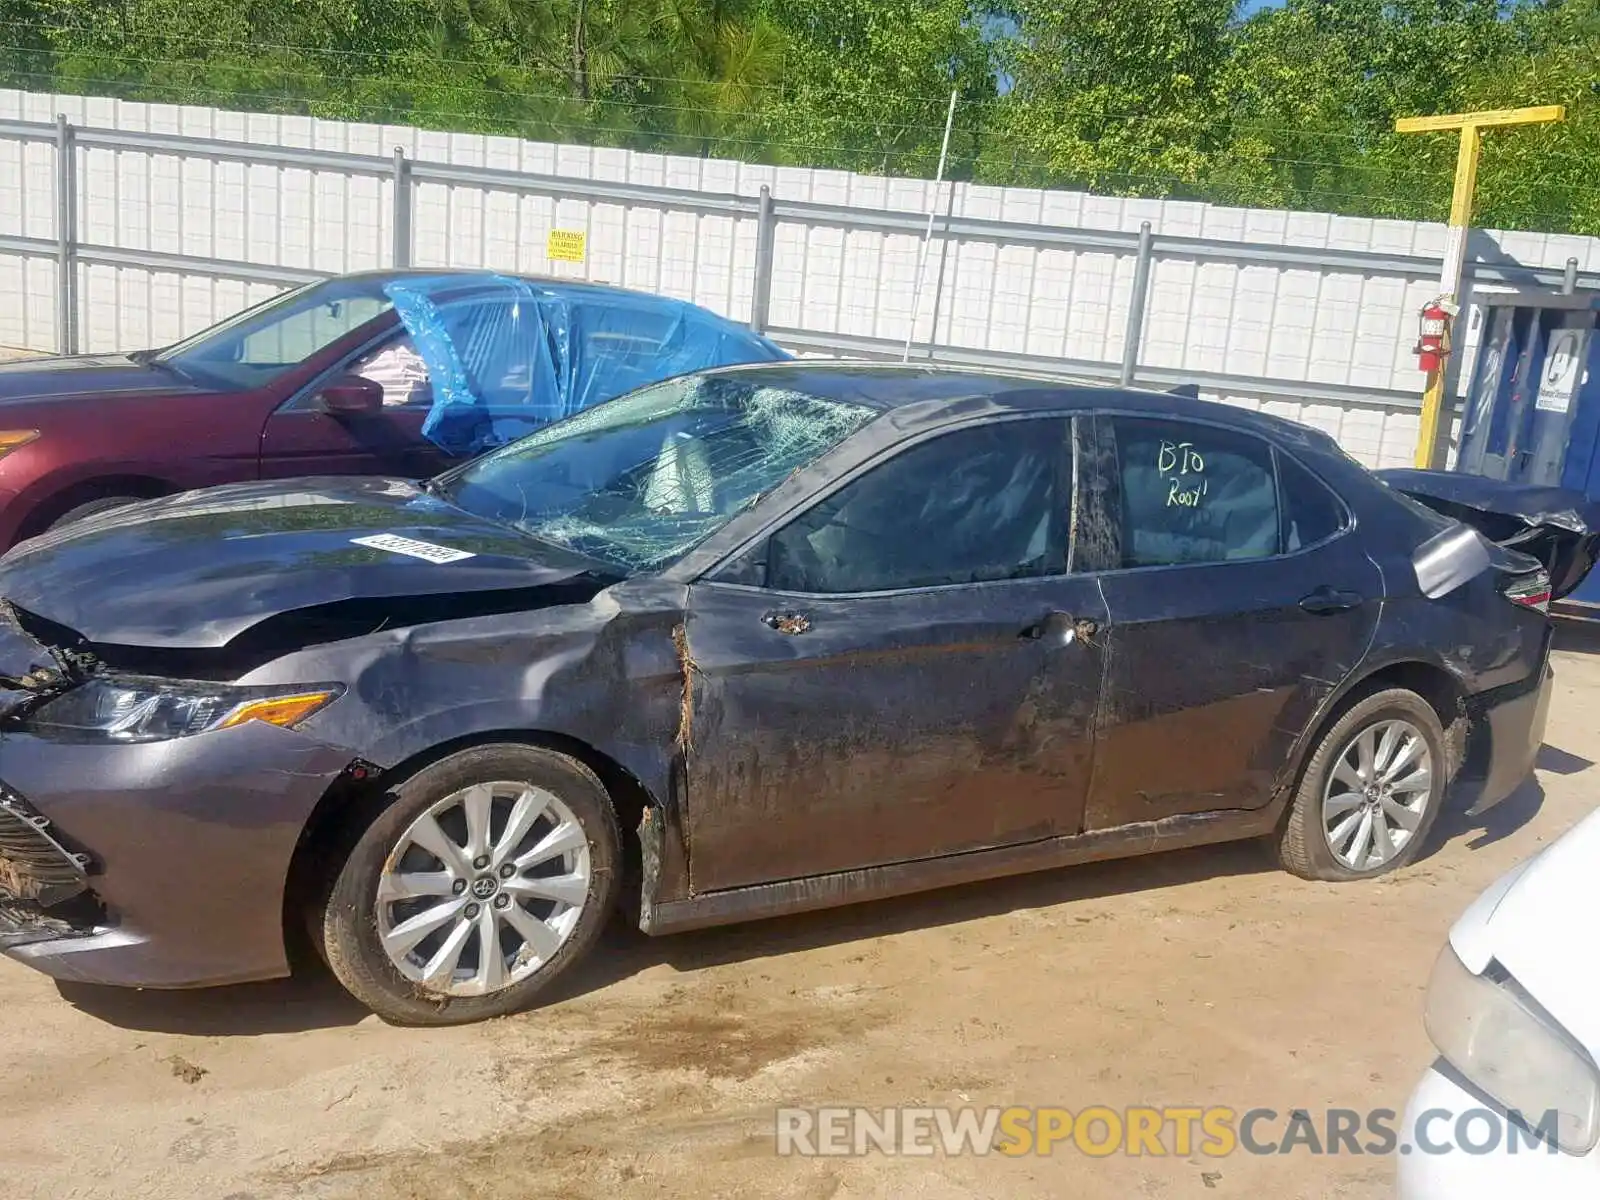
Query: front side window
[
  {"left": 433, "top": 372, "right": 876, "bottom": 573},
  {"left": 349, "top": 334, "right": 434, "bottom": 407},
  {"left": 155, "top": 277, "right": 394, "bottom": 389},
  {"left": 765, "top": 419, "right": 1068, "bottom": 594},
  {"left": 1111, "top": 417, "right": 1280, "bottom": 567}
]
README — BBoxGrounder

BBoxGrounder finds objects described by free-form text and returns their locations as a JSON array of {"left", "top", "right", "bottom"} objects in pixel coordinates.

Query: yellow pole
[
  {"left": 1395, "top": 105, "right": 1565, "bottom": 469},
  {"left": 1448, "top": 122, "right": 1483, "bottom": 229}
]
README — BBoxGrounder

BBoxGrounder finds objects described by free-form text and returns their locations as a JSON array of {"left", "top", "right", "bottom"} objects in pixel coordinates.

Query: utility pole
[
  {"left": 1394, "top": 105, "right": 1565, "bottom": 469},
  {"left": 904, "top": 89, "right": 959, "bottom": 364}
]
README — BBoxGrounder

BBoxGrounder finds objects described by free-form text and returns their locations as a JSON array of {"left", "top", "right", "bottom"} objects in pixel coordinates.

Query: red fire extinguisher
[{"left": 1413, "top": 297, "right": 1458, "bottom": 374}]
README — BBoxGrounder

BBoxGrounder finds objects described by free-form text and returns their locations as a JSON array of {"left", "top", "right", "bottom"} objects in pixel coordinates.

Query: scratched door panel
[
  {"left": 677, "top": 414, "right": 1111, "bottom": 892},
  {"left": 680, "top": 576, "right": 1110, "bottom": 892},
  {"left": 1082, "top": 414, "right": 1381, "bottom": 829}
]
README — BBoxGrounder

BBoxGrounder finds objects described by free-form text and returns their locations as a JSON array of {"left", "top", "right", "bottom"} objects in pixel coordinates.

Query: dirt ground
[{"left": 5, "top": 627, "right": 1598, "bottom": 1200}]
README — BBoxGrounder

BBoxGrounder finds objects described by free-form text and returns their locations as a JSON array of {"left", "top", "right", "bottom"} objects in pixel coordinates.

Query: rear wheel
[
  {"left": 1277, "top": 688, "right": 1447, "bottom": 881},
  {"left": 319, "top": 744, "right": 620, "bottom": 1025}
]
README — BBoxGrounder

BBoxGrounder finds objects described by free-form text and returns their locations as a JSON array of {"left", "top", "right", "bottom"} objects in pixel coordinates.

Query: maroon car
[{"left": 0, "top": 270, "right": 786, "bottom": 549}]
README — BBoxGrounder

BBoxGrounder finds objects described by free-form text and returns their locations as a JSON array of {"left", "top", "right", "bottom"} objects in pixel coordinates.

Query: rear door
[
  {"left": 1080, "top": 413, "right": 1382, "bottom": 829},
  {"left": 681, "top": 416, "right": 1109, "bottom": 892}
]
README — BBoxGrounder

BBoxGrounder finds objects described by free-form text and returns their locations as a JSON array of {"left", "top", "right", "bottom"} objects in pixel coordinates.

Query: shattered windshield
[{"left": 434, "top": 373, "right": 877, "bottom": 573}]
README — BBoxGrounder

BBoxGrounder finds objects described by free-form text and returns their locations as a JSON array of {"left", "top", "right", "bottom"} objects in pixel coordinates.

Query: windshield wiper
[{"left": 130, "top": 351, "right": 205, "bottom": 386}]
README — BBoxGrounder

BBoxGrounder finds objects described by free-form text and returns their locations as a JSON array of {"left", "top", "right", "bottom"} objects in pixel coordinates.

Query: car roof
[
  {"left": 333, "top": 276, "right": 1333, "bottom": 449},
  {"left": 693, "top": 360, "right": 1339, "bottom": 445},
  {"left": 331, "top": 268, "right": 751, "bottom": 319}
]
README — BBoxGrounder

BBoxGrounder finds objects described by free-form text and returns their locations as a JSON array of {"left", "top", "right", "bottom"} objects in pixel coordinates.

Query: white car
[{"left": 1398, "top": 807, "right": 1600, "bottom": 1197}]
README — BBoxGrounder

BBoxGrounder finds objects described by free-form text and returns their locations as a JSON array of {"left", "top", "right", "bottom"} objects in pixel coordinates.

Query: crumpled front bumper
[{"left": 0, "top": 721, "right": 354, "bottom": 989}]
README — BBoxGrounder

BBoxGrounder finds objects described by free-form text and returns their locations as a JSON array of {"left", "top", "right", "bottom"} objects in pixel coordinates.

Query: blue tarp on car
[{"left": 381, "top": 273, "right": 790, "bottom": 456}]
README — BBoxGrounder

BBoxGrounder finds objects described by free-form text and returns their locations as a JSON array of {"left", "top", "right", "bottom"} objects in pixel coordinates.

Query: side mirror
[{"left": 316, "top": 374, "right": 383, "bottom": 416}]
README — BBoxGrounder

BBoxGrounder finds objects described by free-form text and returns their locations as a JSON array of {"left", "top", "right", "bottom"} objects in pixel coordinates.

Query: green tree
[
  {"left": 753, "top": 0, "right": 997, "bottom": 174},
  {"left": 989, "top": 0, "right": 1239, "bottom": 194},
  {"left": 6, "top": 0, "right": 1600, "bottom": 233},
  {"left": 1456, "top": 0, "right": 1600, "bottom": 232},
  {"left": 1218, "top": 0, "right": 1518, "bottom": 218}
]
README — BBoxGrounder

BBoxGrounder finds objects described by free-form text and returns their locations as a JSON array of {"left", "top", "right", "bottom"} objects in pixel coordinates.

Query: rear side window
[
  {"left": 1278, "top": 453, "right": 1348, "bottom": 550},
  {"left": 1110, "top": 417, "right": 1280, "bottom": 566}
]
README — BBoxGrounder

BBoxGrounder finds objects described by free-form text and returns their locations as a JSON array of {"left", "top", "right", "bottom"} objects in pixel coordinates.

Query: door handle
[
  {"left": 761, "top": 611, "right": 812, "bottom": 635},
  {"left": 1299, "top": 587, "right": 1363, "bottom": 615},
  {"left": 1020, "top": 610, "right": 1082, "bottom": 643}
]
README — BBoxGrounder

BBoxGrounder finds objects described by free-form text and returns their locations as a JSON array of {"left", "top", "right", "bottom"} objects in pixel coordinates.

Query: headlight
[
  {"left": 1424, "top": 942, "right": 1600, "bottom": 1153},
  {"left": 21, "top": 677, "right": 341, "bottom": 743}
]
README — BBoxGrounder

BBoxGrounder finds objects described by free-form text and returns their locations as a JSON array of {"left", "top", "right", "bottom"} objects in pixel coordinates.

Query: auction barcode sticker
[{"left": 351, "top": 534, "right": 477, "bottom": 564}]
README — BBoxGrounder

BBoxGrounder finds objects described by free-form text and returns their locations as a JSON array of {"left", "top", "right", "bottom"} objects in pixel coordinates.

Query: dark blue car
[{"left": 0, "top": 364, "right": 1577, "bottom": 1026}]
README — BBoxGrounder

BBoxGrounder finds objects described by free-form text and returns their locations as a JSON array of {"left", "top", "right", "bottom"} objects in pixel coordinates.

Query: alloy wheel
[
  {"left": 1321, "top": 718, "right": 1433, "bottom": 872},
  {"left": 375, "top": 781, "right": 591, "bottom": 997}
]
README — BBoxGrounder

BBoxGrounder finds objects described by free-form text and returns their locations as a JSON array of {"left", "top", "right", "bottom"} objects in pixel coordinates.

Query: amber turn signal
[
  {"left": 0, "top": 430, "right": 41, "bottom": 458},
  {"left": 216, "top": 690, "right": 339, "bottom": 730}
]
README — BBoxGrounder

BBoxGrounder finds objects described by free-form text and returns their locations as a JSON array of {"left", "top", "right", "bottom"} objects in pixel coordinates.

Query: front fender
[
  {"left": 354, "top": 699, "right": 678, "bottom": 810},
  {"left": 255, "top": 587, "right": 688, "bottom": 812}
]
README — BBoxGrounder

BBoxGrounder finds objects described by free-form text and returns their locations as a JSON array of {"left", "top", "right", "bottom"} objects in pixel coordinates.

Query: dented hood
[
  {"left": 0, "top": 602, "right": 84, "bottom": 718},
  {"left": 0, "top": 477, "right": 613, "bottom": 648},
  {"left": 1378, "top": 469, "right": 1600, "bottom": 602}
]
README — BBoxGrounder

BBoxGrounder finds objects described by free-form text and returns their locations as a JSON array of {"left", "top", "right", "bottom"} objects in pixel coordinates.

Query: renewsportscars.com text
[{"left": 775, "top": 1105, "right": 1560, "bottom": 1158}]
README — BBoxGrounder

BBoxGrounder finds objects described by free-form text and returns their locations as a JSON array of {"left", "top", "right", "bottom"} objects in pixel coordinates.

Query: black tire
[
  {"left": 319, "top": 743, "right": 621, "bottom": 1026},
  {"left": 1277, "top": 688, "right": 1448, "bottom": 882},
  {"left": 47, "top": 494, "right": 146, "bottom": 532}
]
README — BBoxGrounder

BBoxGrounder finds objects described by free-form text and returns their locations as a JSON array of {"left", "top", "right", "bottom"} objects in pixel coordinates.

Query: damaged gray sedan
[{"left": 0, "top": 364, "right": 1572, "bottom": 1024}]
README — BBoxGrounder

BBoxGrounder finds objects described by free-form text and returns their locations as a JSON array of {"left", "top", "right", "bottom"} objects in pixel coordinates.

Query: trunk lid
[{"left": 1377, "top": 469, "right": 1600, "bottom": 603}]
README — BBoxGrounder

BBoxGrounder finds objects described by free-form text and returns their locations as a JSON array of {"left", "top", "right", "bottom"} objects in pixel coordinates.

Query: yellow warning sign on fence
[{"left": 546, "top": 229, "right": 587, "bottom": 262}]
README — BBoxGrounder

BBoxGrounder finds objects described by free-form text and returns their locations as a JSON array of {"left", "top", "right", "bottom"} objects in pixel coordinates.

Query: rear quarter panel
[
  {"left": 1296, "top": 439, "right": 1549, "bottom": 698},
  {"left": 1214, "top": 430, "right": 1551, "bottom": 809},
  {"left": 1368, "top": 576, "right": 1549, "bottom": 699}
]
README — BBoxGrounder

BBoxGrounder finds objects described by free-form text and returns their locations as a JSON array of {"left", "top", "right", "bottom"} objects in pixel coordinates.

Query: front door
[
  {"left": 1081, "top": 414, "right": 1382, "bottom": 829},
  {"left": 259, "top": 331, "right": 459, "bottom": 481},
  {"left": 680, "top": 416, "right": 1109, "bottom": 893}
]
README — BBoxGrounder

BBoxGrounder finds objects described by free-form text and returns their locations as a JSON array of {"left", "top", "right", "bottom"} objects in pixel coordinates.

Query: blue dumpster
[{"left": 1450, "top": 292, "right": 1600, "bottom": 616}]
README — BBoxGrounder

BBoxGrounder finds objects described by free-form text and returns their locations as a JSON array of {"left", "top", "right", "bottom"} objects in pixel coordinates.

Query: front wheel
[
  {"left": 1277, "top": 688, "right": 1448, "bottom": 882},
  {"left": 319, "top": 744, "right": 621, "bottom": 1025}
]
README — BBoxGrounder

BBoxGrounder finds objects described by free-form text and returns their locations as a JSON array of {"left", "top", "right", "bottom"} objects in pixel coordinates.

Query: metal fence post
[
  {"left": 54, "top": 113, "right": 77, "bottom": 355},
  {"left": 1119, "top": 221, "right": 1154, "bottom": 386},
  {"left": 750, "top": 184, "right": 775, "bottom": 333},
  {"left": 1563, "top": 256, "right": 1579, "bottom": 295},
  {"left": 392, "top": 147, "right": 412, "bottom": 269}
]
